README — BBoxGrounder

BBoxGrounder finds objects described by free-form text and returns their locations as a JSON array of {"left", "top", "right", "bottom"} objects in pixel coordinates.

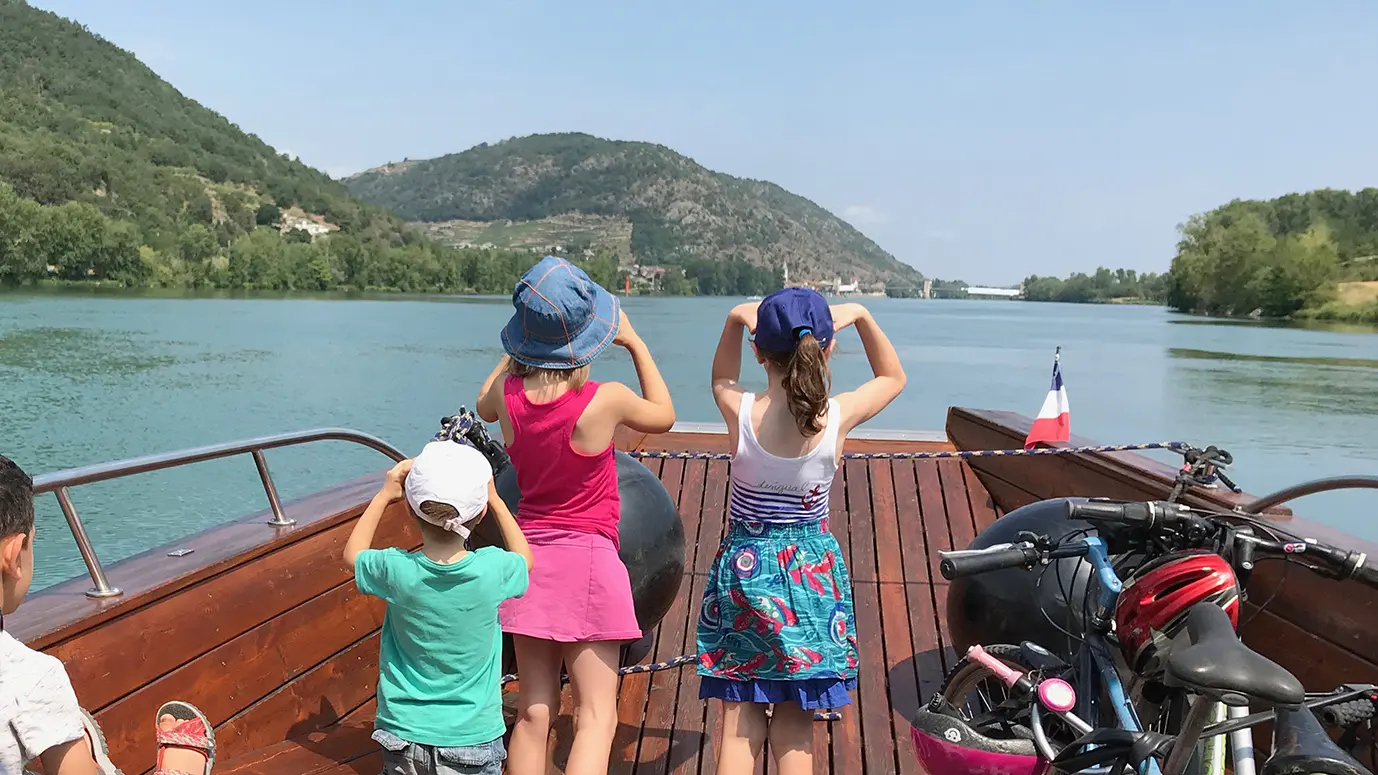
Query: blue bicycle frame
[{"left": 1070, "top": 536, "right": 1163, "bottom": 775}]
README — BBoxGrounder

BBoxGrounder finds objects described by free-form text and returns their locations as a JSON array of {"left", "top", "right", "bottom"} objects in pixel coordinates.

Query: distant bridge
[{"left": 963, "top": 286, "right": 1023, "bottom": 299}]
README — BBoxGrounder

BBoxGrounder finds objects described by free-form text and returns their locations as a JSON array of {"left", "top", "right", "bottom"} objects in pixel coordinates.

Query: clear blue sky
[{"left": 29, "top": 0, "right": 1378, "bottom": 284}]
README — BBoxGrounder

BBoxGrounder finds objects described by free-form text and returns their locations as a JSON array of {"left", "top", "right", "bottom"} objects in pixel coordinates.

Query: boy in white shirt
[{"left": 0, "top": 454, "right": 215, "bottom": 775}]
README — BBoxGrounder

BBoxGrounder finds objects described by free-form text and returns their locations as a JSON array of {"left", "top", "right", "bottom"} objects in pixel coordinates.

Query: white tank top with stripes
[{"left": 728, "top": 392, "right": 841, "bottom": 525}]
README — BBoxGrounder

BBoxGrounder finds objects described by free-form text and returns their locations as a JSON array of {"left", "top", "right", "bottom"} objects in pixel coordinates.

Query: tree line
[
  {"left": 0, "top": 180, "right": 796, "bottom": 297},
  {"left": 0, "top": 181, "right": 623, "bottom": 293},
  {"left": 1022, "top": 267, "right": 1167, "bottom": 304},
  {"left": 1166, "top": 189, "right": 1378, "bottom": 321}
]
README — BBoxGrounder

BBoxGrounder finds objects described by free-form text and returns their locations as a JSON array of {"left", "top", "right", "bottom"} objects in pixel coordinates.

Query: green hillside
[
  {"left": 0, "top": 0, "right": 574, "bottom": 293},
  {"left": 344, "top": 133, "right": 923, "bottom": 287}
]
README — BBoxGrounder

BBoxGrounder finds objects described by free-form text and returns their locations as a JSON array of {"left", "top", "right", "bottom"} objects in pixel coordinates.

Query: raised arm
[
  {"left": 608, "top": 310, "right": 676, "bottom": 433},
  {"left": 344, "top": 459, "right": 412, "bottom": 567},
  {"left": 831, "top": 304, "right": 906, "bottom": 435},
  {"left": 486, "top": 479, "right": 533, "bottom": 570},
  {"left": 710, "top": 302, "right": 758, "bottom": 411},
  {"left": 475, "top": 355, "right": 510, "bottom": 423}
]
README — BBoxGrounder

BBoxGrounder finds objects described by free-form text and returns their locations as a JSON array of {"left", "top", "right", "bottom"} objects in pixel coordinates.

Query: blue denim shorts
[{"left": 373, "top": 730, "right": 506, "bottom": 775}]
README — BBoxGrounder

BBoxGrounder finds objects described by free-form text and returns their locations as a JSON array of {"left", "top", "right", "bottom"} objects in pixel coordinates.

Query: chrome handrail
[{"left": 33, "top": 428, "right": 407, "bottom": 600}]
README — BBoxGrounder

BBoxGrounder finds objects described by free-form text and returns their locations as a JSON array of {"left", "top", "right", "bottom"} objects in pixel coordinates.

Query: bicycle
[
  {"left": 921, "top": 497, "right": 1378, "bottom": 774},
  {"left": 926, "top": 621, "right": 1377, "bottom": 774}
]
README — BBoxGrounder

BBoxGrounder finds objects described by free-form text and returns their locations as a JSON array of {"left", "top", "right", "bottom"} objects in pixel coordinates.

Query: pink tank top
[{"left": 502, "top": 375, "right": 621, "bottom": 546}]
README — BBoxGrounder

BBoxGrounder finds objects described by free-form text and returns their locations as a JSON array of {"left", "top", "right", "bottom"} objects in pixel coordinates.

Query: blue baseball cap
[
  {"left": 753, "top": 287, "right": 834, "bottom": 353},
  {"left": 501, "top": 256, "right": 621, "bottom": 369}
]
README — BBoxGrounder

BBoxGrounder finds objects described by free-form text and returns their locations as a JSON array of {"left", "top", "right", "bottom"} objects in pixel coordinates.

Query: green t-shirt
[{"left": 354, "top": 546, "right": 529, "bottom": 746}]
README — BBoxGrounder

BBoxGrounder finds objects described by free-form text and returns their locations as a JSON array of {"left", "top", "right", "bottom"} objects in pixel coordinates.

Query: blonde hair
[
  {"left": 757, "top": 333, "right": 831, "bottom": 435},
  {"left": 506, "top": 359, "right": 591, "bottom": 391}
]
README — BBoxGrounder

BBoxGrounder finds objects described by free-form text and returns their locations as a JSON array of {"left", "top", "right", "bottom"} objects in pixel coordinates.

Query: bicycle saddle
[
  {"left": 1164, "top": 602, "right": 1303, "bottom": 707},
  {"left": 1262, "top": 704, "right": 1371, "bottom": 775}
]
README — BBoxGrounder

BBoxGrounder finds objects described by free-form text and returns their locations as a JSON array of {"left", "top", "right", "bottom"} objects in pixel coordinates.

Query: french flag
[{"left": 1025, "top": 356, "right": 1069, "bottom": 450}]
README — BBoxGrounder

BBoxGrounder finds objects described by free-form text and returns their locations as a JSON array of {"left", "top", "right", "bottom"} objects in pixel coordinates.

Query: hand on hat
[
  {"left": 613, "top": 309, "right": 642, "bottom": 348},
  {"left": 829, "top": 303, "right": 869, "bottom": 333},
  {"left": 380, "top": 458, "right": 414, "bottom": 502},
  {"left": 729, "top": 302, "right": 759, "bottom": 334}
]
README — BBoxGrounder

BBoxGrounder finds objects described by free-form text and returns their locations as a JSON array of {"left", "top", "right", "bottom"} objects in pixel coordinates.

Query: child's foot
[{"left": 154, "top": 701, "right": 215, "bottom": 775}]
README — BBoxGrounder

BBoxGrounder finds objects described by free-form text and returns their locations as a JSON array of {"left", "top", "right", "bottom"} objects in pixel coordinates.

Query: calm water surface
[{"left": 3, "top": 291, "right": 1377, "bottom": 589}]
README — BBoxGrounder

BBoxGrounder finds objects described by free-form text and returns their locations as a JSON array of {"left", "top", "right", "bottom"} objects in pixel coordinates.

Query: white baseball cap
[{"left": 403, "top": 441, "right": 494, "bottom": 539}]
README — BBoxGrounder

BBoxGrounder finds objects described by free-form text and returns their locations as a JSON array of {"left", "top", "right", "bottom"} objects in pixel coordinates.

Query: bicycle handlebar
[
  {"left": 941, "top": 497, "right": 1378, "bottom": 590},
  {"left": 1065, "top": 498, "right": 1214, "bottom": 538},
  {"left": 1241, "top": 534, "right": 1378, "bottom": 588},
  {"left": 939, "top": 542, "right": 1040, "bottom": 579}
]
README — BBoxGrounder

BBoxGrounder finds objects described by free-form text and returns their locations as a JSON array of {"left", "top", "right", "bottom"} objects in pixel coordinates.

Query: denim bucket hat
[{"left": 501, "top": 256, "right": 621, "bottom": 369}]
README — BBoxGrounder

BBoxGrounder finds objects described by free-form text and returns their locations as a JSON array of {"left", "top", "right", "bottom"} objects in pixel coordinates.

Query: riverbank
[{"left": 1295, "top": 282, "right": 1378, "bottom": 324}]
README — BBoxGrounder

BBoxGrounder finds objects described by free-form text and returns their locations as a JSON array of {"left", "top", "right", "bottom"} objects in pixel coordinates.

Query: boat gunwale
[{"left": 9, "top": 471, "right": 385, "bottom": 648}]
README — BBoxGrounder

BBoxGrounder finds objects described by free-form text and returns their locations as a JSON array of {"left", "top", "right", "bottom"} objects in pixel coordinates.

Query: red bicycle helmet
[{"left": 1115, "top": 550, "right": 1241, "bottom": 676}]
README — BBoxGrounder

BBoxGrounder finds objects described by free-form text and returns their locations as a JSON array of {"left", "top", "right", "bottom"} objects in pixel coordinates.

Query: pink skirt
[{"left": 499, "top": 525, "right": 642, "bottom": 642}]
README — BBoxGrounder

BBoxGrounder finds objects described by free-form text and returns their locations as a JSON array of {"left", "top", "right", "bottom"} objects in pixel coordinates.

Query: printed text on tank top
[{"left": 728, "top": 392, "right": 840, "bottom": 525}]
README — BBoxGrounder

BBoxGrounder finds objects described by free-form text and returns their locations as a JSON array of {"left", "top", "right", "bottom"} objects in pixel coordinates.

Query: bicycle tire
[{"left": 933, "top": 644, "right": 1030, "bottom": 709}]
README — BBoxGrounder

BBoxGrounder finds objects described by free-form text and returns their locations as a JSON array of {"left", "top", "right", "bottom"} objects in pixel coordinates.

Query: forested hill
[
  {"left": 344, "top": 132, "right": 923, "bottom": 285},
  {"left": 0, "top": 0, "right": 571, "bottom": 293},
  {"left": 1168, "top": 188, "right": 1378, "bottom": 320}
]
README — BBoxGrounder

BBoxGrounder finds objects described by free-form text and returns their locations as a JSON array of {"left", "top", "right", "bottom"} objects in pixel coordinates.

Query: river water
[{"left": 3, "top": 290, "right": 1377, "bottom": 590}]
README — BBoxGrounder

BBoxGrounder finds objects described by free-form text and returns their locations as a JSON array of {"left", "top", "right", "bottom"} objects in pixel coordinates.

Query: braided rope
[
  {"left": 500, "top": 655, "right": 843, "bottom": 721},
  {"left": 628, "top": 441, "right": 1187, "bottom": 461}
]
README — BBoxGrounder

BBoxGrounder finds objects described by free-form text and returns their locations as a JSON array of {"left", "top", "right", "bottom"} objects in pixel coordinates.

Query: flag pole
[{"left": 1054, "top": 345, "right": 1061, "bottom": 363}]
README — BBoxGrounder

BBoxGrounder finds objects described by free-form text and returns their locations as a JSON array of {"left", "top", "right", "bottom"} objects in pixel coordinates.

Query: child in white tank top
[{"left": 696, "top": 289, "right": 907, "bottom": 775}]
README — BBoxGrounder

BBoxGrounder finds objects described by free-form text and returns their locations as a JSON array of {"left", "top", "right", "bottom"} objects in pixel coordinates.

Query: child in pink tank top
[{"left": 476, "top": 256, "right": 675, "bottom": 775}]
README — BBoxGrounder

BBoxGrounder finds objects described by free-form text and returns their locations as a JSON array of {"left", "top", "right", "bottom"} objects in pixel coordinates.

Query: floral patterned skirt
[{"left": 695, "top": 518, "right": 859, "bottom": 708}]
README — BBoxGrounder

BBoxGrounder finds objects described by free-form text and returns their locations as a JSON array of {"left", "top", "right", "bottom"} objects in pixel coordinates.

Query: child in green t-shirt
[{"left": 345, "top": 440, "right": 534, "bottom": 775}]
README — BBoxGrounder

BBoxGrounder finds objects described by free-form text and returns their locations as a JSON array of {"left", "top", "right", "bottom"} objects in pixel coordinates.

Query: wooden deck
[{"left": 584, "top": 436, "right": 1001, "bottom": 775}]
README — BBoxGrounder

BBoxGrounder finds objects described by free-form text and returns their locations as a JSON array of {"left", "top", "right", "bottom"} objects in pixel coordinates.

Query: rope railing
[{"left": 626, "top": 441, "right": 1188, "bottom": 461}]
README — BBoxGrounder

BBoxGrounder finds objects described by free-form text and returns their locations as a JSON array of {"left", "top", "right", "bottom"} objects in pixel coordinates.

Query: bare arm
[
  {"left": 710, "top": 303, "right": 757, "bottom": 413},
  {"left": 486, "top": 480, "right": 533, "bottom": 570},
  {"left": 343, "top": 460, "right": 412, "bottom": 567},
  {"left": 476, "top": 356, "right": 510, "bottom": 423},
  {"left": 40, "top": 738, "right": 101, "bottom": 775},
  {"left": 611, "top": 311, "right": 675, "bottom": 433},
  {"left": 832, "top": 305, "right": 906, "bottom": 434}
]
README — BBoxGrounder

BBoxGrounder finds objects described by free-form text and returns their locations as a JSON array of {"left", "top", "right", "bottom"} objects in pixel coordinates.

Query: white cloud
[{"left": 842, "top": 205, "right": 888, "bottom": 226}]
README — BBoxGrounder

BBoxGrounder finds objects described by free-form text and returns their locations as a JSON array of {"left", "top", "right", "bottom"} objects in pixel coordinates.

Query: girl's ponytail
[{"left": 781, "top": 333, "right": 831, "bottom": 435}]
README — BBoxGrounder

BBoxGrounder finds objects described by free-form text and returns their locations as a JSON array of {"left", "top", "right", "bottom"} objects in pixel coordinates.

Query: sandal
[
  {"left": 80, "top": 707, "right": 122, "bottom": 775},
  {"left": 153, "top": 701, "right": 215, "bottom": 775}
]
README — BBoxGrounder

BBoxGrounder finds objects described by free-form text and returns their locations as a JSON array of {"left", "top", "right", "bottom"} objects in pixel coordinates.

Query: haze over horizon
[{"left": 26, "top": 0, "right": 1378, "bottom": 285}]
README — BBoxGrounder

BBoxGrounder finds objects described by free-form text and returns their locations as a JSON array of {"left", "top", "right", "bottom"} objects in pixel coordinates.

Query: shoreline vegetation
[
  {"left": 1166, "top": 188, "right": 1378, "bottom": 324},
  {"left": 1015, "top": 188, "right": 1378, "bottom": 327}
]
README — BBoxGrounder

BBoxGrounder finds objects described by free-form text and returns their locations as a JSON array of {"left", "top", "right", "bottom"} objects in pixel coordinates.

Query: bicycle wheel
[{"left": 930, "top": 644, "right": 1080, "bottom": 754}]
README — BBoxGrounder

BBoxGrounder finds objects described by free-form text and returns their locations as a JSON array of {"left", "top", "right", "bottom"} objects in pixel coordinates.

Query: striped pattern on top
[{"left": 728, "top": 479, "right": 830, "bottom": 524}]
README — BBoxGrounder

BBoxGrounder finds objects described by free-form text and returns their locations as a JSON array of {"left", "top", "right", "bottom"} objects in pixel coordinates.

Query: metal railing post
[
  {"left": 53, "top": 487, "right": 122, "bottom": 599},
  {"left": 32, "top": 428, "right": 406, "bottom": 593},
  {"left": 252, "top": 449, "right": 295, "bottom": 527}
]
